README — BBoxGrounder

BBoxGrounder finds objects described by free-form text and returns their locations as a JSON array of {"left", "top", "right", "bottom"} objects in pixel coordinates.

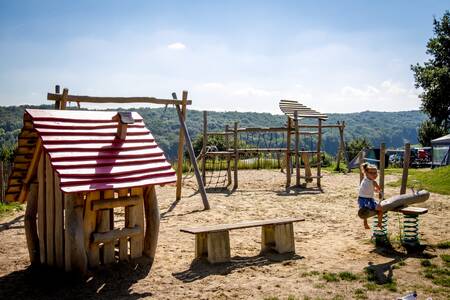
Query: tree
[
  {"left": 417, "top": 120, "right": 448, "bottom": 146},
  {"left": 411, "top": 10, "right": 450, "bottom": 143},
  {"left": 346, "top": 138, "right": 372, "bottom": 160}
]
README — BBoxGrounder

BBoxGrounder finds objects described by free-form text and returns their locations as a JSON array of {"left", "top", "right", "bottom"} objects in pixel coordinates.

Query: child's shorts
[{"left": 358, "top": 196, "right": 377, "bottom": 210}]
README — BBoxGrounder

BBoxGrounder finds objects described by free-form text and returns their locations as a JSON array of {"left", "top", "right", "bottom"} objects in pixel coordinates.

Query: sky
[{"left": 0, "top": 1, "right": 448, "bottom": 114}]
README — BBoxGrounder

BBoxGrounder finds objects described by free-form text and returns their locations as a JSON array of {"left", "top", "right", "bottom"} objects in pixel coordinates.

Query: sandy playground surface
[{"left": 0, "top": 169, "right": 449, "bottom": 300}]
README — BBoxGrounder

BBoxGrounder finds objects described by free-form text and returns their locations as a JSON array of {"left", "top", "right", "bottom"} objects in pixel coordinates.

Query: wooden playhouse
[{"left": 6, "top": 108, "right": 176, "bottom": 273}]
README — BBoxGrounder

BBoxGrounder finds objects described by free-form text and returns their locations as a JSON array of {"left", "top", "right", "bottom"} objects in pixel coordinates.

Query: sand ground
[{"left": 0, "top": 170, "right": 449, "bottom": 300}]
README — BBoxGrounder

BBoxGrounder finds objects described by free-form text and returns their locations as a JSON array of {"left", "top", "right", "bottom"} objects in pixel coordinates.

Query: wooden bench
[{"left": 180, "top": 217, "right": 305, "bottom": 263}]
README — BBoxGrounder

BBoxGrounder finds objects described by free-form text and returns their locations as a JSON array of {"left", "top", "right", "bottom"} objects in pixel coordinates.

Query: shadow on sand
[
  {"left": 366, "top": 241, "right": 436, "bottom": 284},
  {"left": 172, "top": 252, "right": 304, "bottom": 283},
  {"left": 0, "top": 258, "right": 154, "bottom": 299}
]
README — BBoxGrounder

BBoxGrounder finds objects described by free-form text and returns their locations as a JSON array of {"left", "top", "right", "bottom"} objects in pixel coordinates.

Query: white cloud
[{"left": 167, "top": 42, "right": 186, "bottom": 50}]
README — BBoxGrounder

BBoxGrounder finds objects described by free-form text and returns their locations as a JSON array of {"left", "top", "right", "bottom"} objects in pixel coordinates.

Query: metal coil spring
[
  {"left": 402, "top": 214, "right": 420, "bottom": 245},
  {"left": 372, "top": 213, "right": 389, "bottom": 243}
]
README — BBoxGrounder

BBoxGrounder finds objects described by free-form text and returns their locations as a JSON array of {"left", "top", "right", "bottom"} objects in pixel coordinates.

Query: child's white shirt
[{"left": 359, "top": 177, "right": 374, "bottom": 198}]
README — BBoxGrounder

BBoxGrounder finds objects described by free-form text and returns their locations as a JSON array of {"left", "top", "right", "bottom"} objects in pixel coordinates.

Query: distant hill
[{"left": 0, "top": 105, "right": 427, "bottom": 160}]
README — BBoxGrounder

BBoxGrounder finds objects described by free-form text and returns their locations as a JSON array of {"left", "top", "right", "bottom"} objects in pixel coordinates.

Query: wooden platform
[
  {"left": 394, "top": 206, "right": 428, "bottom": 215},
  {"left": 181, "top": 217, "right": 305, "bottom": 263}
]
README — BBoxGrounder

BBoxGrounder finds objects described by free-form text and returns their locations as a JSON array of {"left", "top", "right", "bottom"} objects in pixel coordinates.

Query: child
[{"left": 358, "top": 163, "right": 383, "bottom": 229}]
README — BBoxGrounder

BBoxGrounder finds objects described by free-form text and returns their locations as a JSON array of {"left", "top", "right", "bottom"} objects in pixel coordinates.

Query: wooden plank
[
  {"left": 45, "top": 154, "right": 55, "bottom": 266},
  {"left": 207, "top": 231, "right": 230, "bottom": 263},
  {"left": 225, "top": 125, "right": 232, "bottom": 186},
  {"left": 91, "top": 195, "right": 140, "bottom": 211},
  {"left": 195, "top": 233, "right": 208, "bottom": 259},
  {"left": 93, "top": 226, "right": 141, "bottom": 244},
  {"left": 273, "top": 223, "right": 295, "bottom": 253},
  {"left": 396, "top": 206, "right": 428, "bottom": 215},
  {"left": 301, "top": 153, "right": 313, "bottom": 183},
  {"left": 60, "top": 88, "right": 68, "bottom": 110},
  {"left": 400, "top": 143, "right": 411, "bottom": 195},
  {"left": 130, "top": 188, "right": 144, "bottom": 259},
  {"left": 37, "top": 154, "right": 46, "bottom": 264},
  {"left": 118, "top": 189, "right": 129, "bottom": 261},
  {"left": 25, "top": 183, "right": 39, "bottom": 265},
  {"left": 54, "top": 173, "right": 64, "bottom": 268},
  {"left": 180, "top": 217, "right": 305, "bottom": 234},
  {"left": 143, "top": 186, "right": 160, "bottom": 261},
  {"left": 84, "top": 191, "right": 100, "bottom": 268},
  {"left": 101, "top": 190, "right": 115, "bottom": 264},
  {"left": 175, "top": 92, "right": 187, "bottom": 201},
  {"left": 47, "top": 92, "right": 193, "bottom": 105}
]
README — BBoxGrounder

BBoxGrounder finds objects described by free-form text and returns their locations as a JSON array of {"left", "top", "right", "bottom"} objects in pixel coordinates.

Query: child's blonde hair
[{"left": 361, "top": 162, "right": 377, "bottom": 174}]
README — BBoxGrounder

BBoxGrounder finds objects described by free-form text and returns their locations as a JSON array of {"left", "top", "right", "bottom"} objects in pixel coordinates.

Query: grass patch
[
  {"left": 421, "top": 259, "right": 432, "bottom": 267},
  {"left": 382, "top": 279, "right": 397, "bottom": 292},
  {"left": 322, "top": 272, "right": 339, "bottom": 282},
  {"left": 436, "top": 241, "right": 450, "bottom": 249},
  {"left": 338, "top": 271, "right": 358, "bottom": 281},
  {"left": 331, "top": 295, "right": 344, "bottom": 300},
  {"left": 0, "top": 202, "right": 23, "bottom": 216},
  {"left": 353, "top": 288, "right": 367, "bottom": 299},
  {"left": 364, "top": 282, "right": 378, "bottom": 291},
  {"left": 421, "top": 260, "right": 450, "bottom": 287},
  {"left": 440, "top": 254, "right": 450, "bottom": 266},
  {"left": 387, "top": 165, "right": 450, "bottom": 195},
  {"left": 301, "top": 270, "right": 320, "bottom": 277}
]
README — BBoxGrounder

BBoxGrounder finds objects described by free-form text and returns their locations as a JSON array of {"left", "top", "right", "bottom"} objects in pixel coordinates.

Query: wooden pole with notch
[{"left": 175, "top": 92, "right": 188, "bottom": 201}]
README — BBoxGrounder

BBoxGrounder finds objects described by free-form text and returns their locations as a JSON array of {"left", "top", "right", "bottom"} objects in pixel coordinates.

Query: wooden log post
[
  {"left": 206, "top": 231, "right": 231, "bottom": 263},
  {"left": 175, "top": 92, "right": 188, "bottom": 201},
  {"left": 358, "top": 150, "right": 364, "bottom": 183},
  {"left": 379, "top": 143, "right": 386, "bottom": 200},
  {"left": 54, "top": 85, "right": 60, "bottom": 109},
  {"left": 85, "top": 191, "right": 100, "bottom": 268},
  {"left": 233, "top": 122, "right": 239, "bottom": 189},
  {"left": 173, "top": 92, "right": 210, "bottom": 210},
  {"left": 118, "top": 189, "right": 129, "bottom": 261},
  {"left": 286, "top": 117, "right": 292, "bottom": 187},
  {"left": 45, "top": 155, "right": 55, "bottom": 266},
  {"left": 64, "top": 193, "right": 87, "bottom": 274},
  {"left": 294, "top": 111, "right": 300, "bottom": 186},
  {"left": 143, "top": 186, "right": 160, "bottom": 261},
  {"left": 317, "top": 118, "right": 322, "bottom": 187},
  {"left": 130, "top": 188, "right": 145, "bottom": 259},
  {"left": 37, "top": 154, "right": 46, "bottom": 264},
  {"left": 98, "top": 190, "right": 116, "bottom": 264},
  {"left": 202, "top": 111, "right": 208, "bottom": 183},
  {"left": 336, "top": 122, "right": 342, "bottom": 170},
  {"left": 340, "top": 121, "right": 350, "bottom": 171},
  {"left": 225, "top": 125, "right": 232, "bottom": 186},
  {"left": 25, "top": 183, "right": 39, "bottom": 265},
  {"left": 60, "top": 88, "right": 68, "bottom": 110},
  {"left": 54, "top": 174, "right": 64, "bottom": 268},
  {"left": 400, "top": 143, "right": 411, "bottom": 195}
]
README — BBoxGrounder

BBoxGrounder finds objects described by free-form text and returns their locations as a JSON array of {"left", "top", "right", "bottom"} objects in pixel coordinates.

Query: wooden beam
[
  {"left": 101, "top": 190, "right": 115, "bottom": 264},
  {"left": 130, "top": 188, "right": 144, "bottom": 259},
  {"left": 93, "top": 226, "right": 141, "bottom": 244},
  {"left": 225, "top": 125, "right": 232, "bottom": 186},
  {"left": 48, "top": 93, "right": 193, "bottom": 105},
  {"left": 174, "top": 101, "right": 210, "bottom": 210},
  {"left": 54, "top": 85, "right": 61, "bottom": 109},
  {"left": 175, "top": 91, "right": 188, "bottom": 201},
  {"left": 400, "top": 143, "right": 411, "bottom": 195},
  {"left": 54, "top": 173, "right": 64, "bottom": 268},
  {"left": 60, "top": 88, "right": 68, "bottom": 110},
  {"left": 85, "top": 191, "right": 100, "bottom": 268}
]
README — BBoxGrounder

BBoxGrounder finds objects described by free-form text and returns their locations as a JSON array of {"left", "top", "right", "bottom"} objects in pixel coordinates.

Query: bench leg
[
  {"left": 195, "top": 233, "right": 208, "bottom": 259},
  {"left": 261, "top": 223, "right": 295, "bottom": 254},
  {"left": 206, "top": 231, "right": 230, "bottom": 263}
]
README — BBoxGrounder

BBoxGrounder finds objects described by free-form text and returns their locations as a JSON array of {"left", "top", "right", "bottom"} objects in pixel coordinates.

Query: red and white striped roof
[{"left": 26, "top": 109, "right": 176, "bottom": 193}]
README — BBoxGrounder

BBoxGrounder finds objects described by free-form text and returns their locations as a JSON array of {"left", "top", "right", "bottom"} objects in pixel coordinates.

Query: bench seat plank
[
  {"left": 180, "top": 217, "right": 305, "bottom": 234},
  {"left": 394, "top": 206, "right": 428, "bottom": 215}
]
